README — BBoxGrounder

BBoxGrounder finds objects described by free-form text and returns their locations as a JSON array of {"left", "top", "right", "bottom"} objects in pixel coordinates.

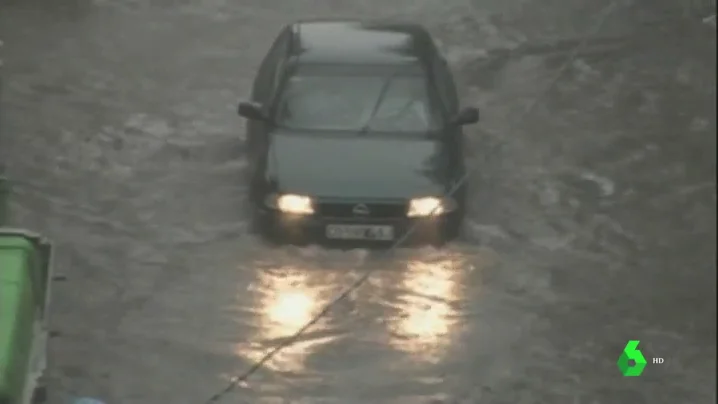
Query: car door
[
  {"left": 247, "top": 27, "right": 291, "bottom": 153},
  {"left": 431, "top": 57, "right": 466, "bottom": 194},
  {"left": 247, "top": 28, "right": 290, "bottom": 200}
]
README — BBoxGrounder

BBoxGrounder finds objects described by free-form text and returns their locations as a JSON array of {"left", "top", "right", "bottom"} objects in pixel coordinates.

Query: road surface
[{"left": 1, "top": 0, "right": 715, "bottom": 402}]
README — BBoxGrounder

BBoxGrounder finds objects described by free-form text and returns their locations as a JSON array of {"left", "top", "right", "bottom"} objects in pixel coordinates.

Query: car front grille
[{"left": 317, "top": 201, "right": 407, "bottom": 219}]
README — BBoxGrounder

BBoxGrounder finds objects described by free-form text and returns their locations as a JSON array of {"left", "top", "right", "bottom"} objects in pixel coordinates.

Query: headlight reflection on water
[
  {"left": 238, "top": 255, "right": 468, "bottom": 370},
  {"left": 266, "top": 290, "right": 315, "bottom": 331},
  {"left": 243, "top": 268, "right": 329, "bottom": 372},
  {"left": 389, "top": 258, "right": 464, "bottom": 361}
]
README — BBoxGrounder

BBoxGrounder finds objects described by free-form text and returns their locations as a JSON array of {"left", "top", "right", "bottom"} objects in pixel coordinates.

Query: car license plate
[{"left": 325, "top": 224, "right": 394, "bottom": 241}]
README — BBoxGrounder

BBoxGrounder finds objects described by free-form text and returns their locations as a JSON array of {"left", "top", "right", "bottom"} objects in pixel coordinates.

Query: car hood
[{"left": 268, "top": 132, "right": 448, "bottom": 199}]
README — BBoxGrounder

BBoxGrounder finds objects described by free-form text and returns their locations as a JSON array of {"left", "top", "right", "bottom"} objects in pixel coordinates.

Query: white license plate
[{"left": 325, "top": 224, "right": 395, "bottom": 241}]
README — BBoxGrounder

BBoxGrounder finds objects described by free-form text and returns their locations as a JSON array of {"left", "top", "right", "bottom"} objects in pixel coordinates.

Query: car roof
[{"left": 290, "top": 19, "right": 433, "bottom": 66}]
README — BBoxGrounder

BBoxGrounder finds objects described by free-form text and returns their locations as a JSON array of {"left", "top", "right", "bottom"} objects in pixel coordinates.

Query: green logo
[{"left": 617, "top": 340, "right": 647, "bottom": 376}]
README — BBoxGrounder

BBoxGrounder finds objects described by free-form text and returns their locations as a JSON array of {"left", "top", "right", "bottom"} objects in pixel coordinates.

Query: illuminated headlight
[
  {"left": 407, "top": 196, "right": 457, "bottom": 217},
  {"left": 266, "top": 193, "right": 314, "bottom": 215}
]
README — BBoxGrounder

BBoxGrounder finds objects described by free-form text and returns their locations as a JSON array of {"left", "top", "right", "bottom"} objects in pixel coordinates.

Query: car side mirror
[
  {"left": 237, "top": 101, "right": 268, "bottom": 121},
  {"left": 452, "top": 107, "right": 479, "bottom": 126}
]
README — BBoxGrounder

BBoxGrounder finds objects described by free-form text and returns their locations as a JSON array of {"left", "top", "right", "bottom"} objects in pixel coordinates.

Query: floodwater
[{"left": 1, "top": 0, "right": 715, "bottom": 402}]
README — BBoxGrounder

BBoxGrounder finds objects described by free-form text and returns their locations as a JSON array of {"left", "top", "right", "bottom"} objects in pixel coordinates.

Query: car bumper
[{"left": 256, "top": 208, "right": 460, "bottom": 245}]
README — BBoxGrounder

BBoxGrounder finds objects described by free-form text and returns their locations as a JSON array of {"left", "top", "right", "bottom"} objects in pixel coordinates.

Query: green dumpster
[
  {"left": 0, "top": 173, "right": 9, "bottom": 226},
  {"left": 0, "top": 228, "right": 53, "bottom": 404},
  {"left": 1, "top": 38, "right": 7, "bottom": 225}
]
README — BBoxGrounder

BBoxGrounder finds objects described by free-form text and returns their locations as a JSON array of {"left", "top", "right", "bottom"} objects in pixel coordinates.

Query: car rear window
[{"left": 274, "top": 70, "right": 443, "bottom": 133}]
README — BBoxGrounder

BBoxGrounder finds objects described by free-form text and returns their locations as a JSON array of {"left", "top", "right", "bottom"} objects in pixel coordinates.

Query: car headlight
[
  {"left": 407, "top": 196, "right": 456, "bottom": 217},
  {"left": 266, "top": 193, "right": 315, "bottom": 215}
]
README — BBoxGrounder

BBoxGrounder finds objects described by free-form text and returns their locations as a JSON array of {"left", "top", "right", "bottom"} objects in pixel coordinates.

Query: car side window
[{"left": 251, "top": 28, "right": 290, "bottom": 104}]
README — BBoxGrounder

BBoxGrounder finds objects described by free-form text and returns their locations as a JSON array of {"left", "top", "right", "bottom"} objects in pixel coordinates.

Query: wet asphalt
[{"left": 1, "top": 0, "right": 716, "bottom": 403}]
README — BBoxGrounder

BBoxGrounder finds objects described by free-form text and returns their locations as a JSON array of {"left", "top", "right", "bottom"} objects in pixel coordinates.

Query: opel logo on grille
[{"left": 352, "top": 203, "right": 370, "bottom": 215}]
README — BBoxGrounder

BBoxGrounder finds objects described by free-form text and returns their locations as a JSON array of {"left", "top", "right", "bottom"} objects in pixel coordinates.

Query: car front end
[{"left": 255, "top": 192, "right": 462, "bottom": 246}]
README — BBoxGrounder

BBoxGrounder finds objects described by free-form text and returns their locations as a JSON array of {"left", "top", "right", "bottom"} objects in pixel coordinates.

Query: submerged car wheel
[
  {"left": 445, "top": 220, "right": 463, "bottom": 241},
  {"left": 250, "top": 206, "right": 281, "bottom": 244},
  {"left": 250, "top": 207, "right": 307, "bottom": 246},
  {"left": 259, "top": 225, "right": 288, "bottom": 246},
  {"left": 435, "top": 212, "right": 465, "bottom": 246}
]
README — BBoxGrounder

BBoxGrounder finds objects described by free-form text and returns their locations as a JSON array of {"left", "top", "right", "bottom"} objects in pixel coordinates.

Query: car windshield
[{"left": 274, "top": 71, "right": 443, "bottom": 133}]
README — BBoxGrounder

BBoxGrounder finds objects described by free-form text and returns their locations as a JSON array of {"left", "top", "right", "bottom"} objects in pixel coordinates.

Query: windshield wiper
[{"left": 358, "top": 68, "right": 407, "bottom": 135}]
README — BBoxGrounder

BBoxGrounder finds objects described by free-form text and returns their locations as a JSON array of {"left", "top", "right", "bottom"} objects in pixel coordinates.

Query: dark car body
[{"left": 238, "top": 19, "right": 480, "bottom": 245}]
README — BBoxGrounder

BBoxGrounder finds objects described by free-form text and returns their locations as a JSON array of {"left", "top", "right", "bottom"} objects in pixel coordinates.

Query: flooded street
[{"left": 1, "top": 0, "right": 715, "bottom": 403}]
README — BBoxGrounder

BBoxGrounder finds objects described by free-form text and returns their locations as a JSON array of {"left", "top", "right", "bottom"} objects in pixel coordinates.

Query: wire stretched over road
[{"left": 203, "top": 3, "right": 619, "bottom": 402}]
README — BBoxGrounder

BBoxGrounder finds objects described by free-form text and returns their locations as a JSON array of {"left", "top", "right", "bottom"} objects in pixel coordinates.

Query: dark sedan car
[{"left": 238, "top": 19, "right": 480, "bottom": 245}]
